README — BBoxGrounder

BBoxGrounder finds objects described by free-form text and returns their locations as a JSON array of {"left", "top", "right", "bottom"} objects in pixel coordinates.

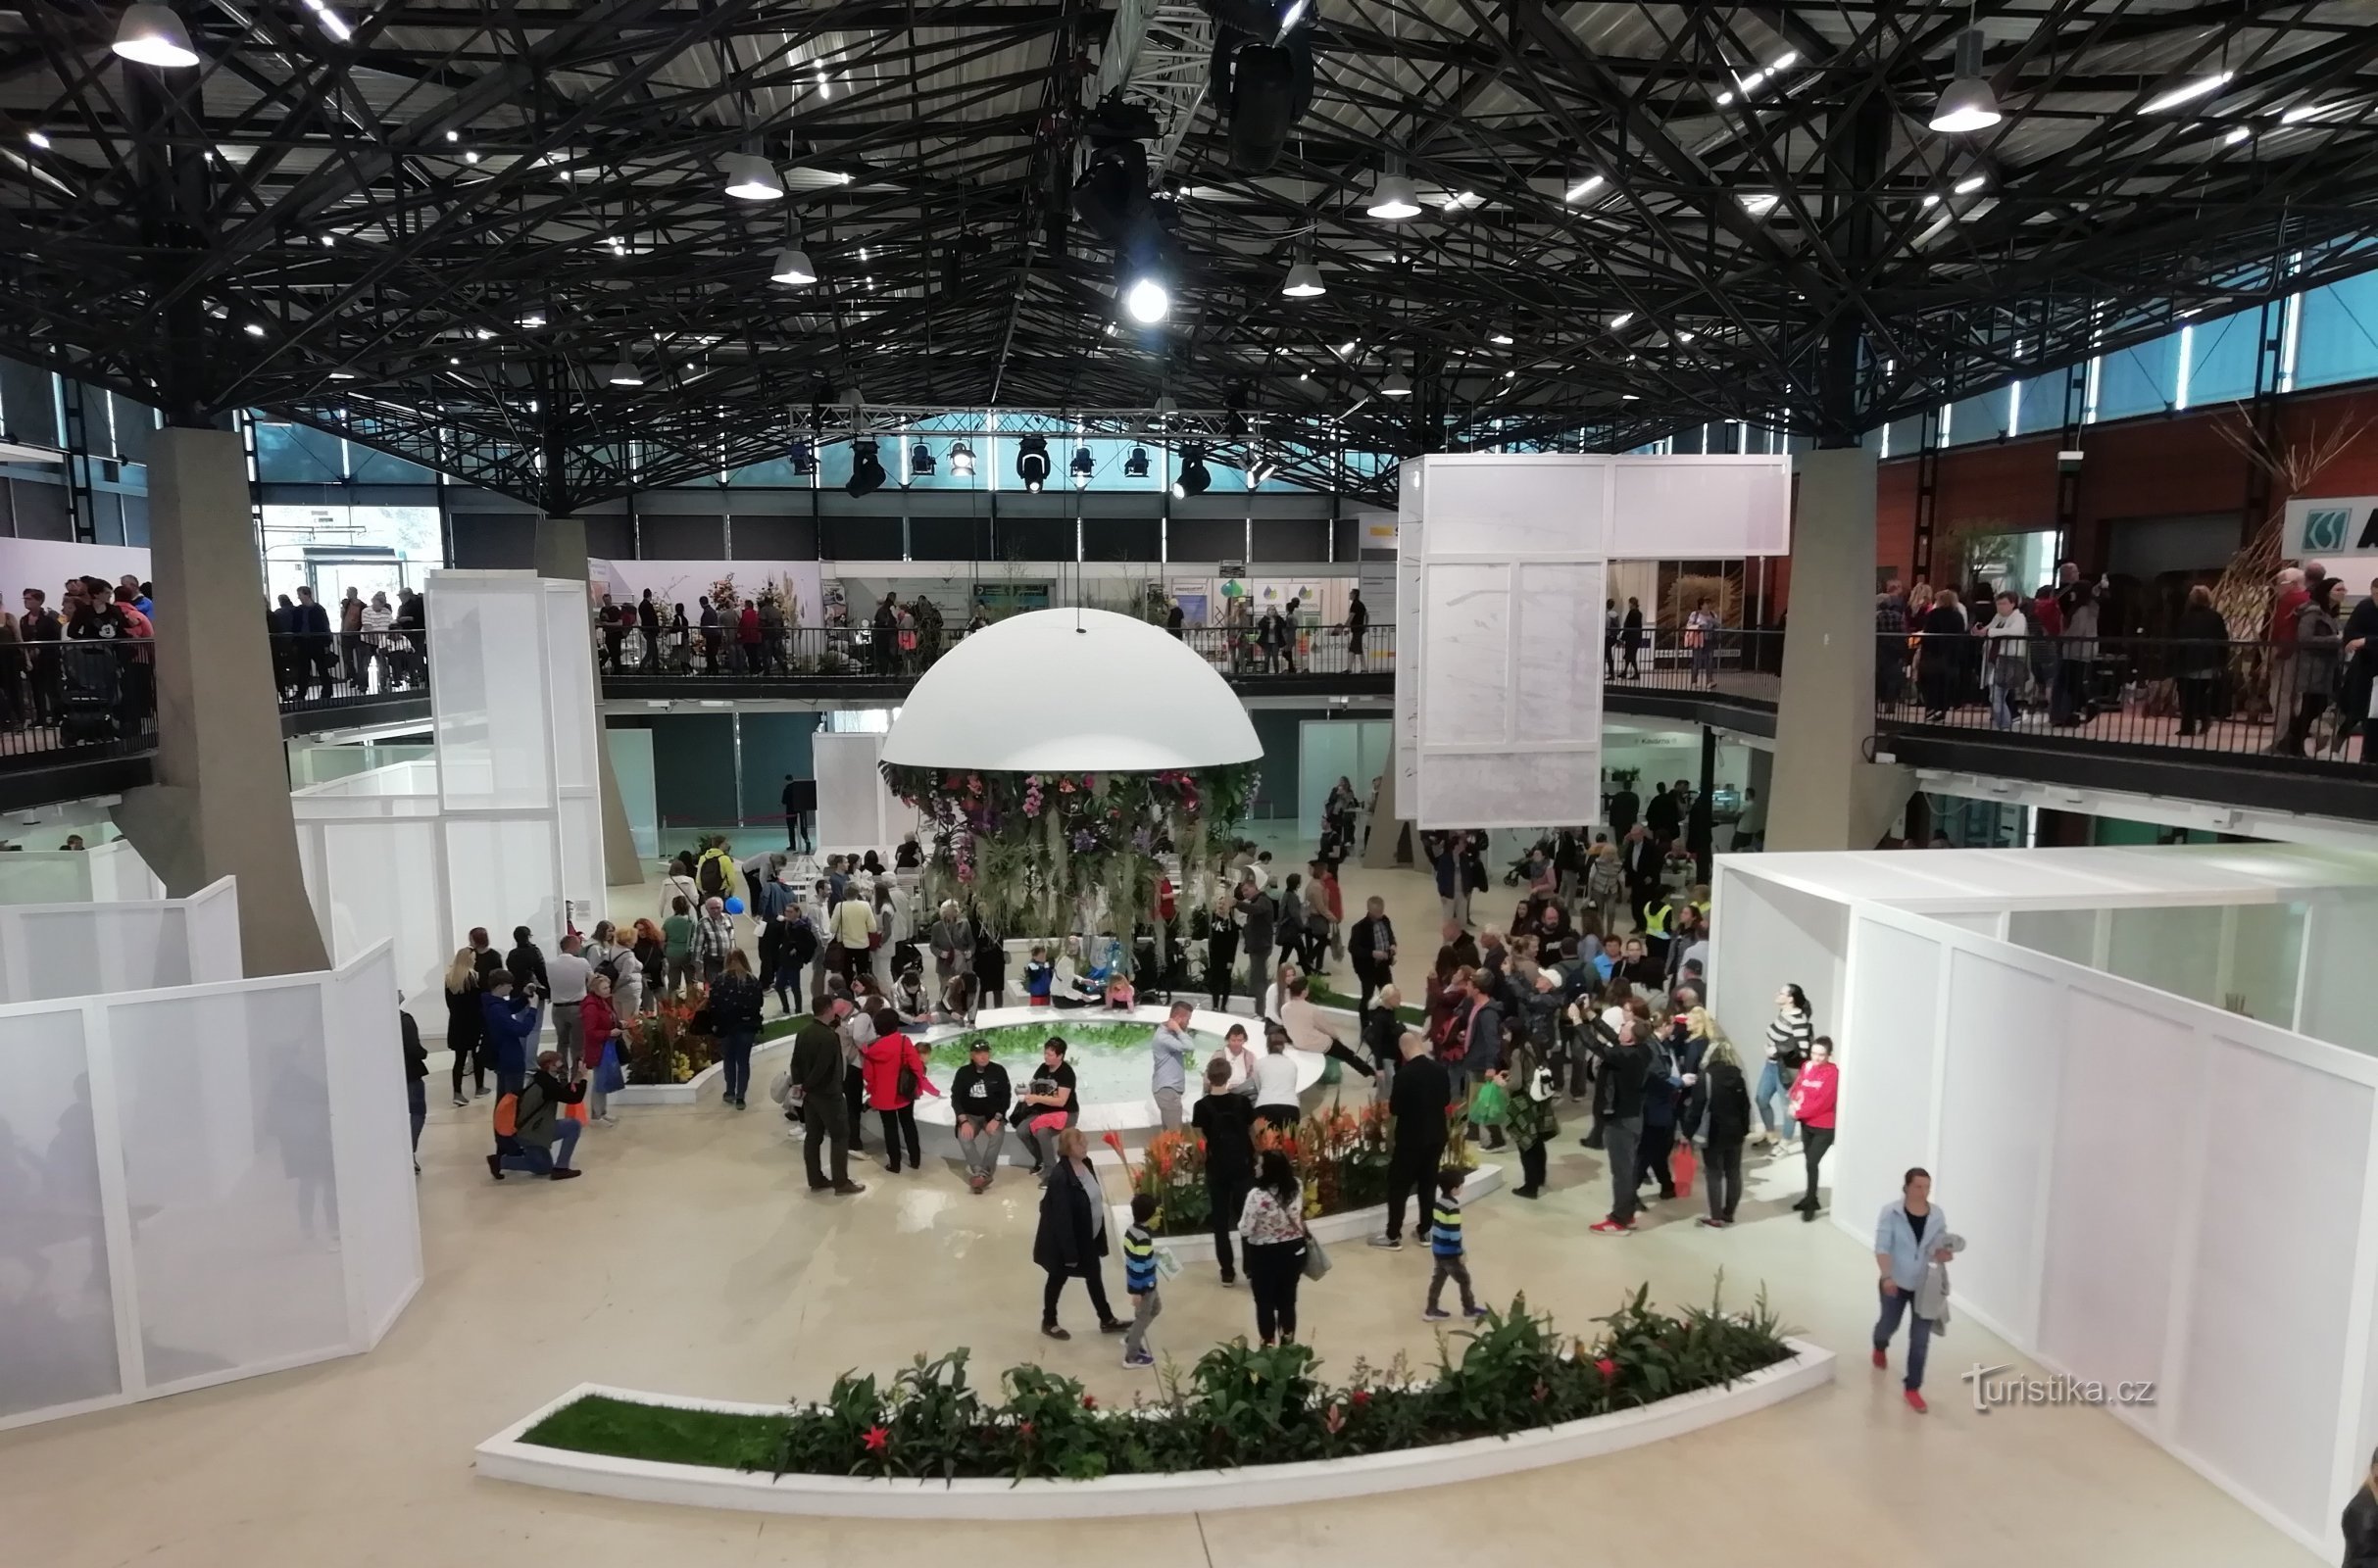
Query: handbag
[
  {"left": 1671, "top": 1138, "right": 1698, "bottom": 1198},
  {"left": 595, "top": 1039, "right": 626, "bottom": 1096},
  {"left": 689, "top": 1005, "right": 716, "bottom": 1035},
  {"left": 1302, "top": 1232, "right": 1331, "bottom": 1280},
  {"left": 896, "top": 1063, "right": 919, "bottom": 1102}
]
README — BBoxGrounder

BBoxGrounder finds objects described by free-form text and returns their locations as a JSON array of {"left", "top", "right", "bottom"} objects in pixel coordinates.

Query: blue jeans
[
  {"left": 1989, "top": 676, "right": 2017, "bottom": 730},
  {"left": 1755, "top": 1058, "right": 1798, "bottom": 1140},
  {"left": 501, "top": 1117, "right": 582, "bottom": 1175},
  {"left": 721, "top": 1030, "right": 757, "bottom": 1101},
  {"left": 1873, "top": 1281, "right": 1933, "bottom": 1390}
]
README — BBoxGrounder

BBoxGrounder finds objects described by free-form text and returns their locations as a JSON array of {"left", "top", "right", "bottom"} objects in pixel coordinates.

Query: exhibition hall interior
[{"left": 9, "top": 2, "right": 2378, "bottom": 1564}]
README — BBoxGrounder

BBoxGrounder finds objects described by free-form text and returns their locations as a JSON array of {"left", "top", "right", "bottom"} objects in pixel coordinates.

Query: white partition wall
[
  {"left": 0, "top": 842, "right": 165, "bottom": 906},
  {"left": 0, "top": 876, "right": 241, "bottom": 1003},
  {"left": 815, "top": 730, "right": 917, "bottom": 855},
  {"left": 1712, "top": 846, "right": 2378, "bottom": 1560},
  {"left": 0, "top": 943, "right": 418, "bottom": 1431},
  {"left": 1400, "top": 453, "right": 1790, "bottom": 829}
]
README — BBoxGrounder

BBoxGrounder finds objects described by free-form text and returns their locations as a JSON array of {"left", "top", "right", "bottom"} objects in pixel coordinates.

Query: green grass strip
[{"left": 522, "top": 1395, "right": 782, "bottom": 1471}]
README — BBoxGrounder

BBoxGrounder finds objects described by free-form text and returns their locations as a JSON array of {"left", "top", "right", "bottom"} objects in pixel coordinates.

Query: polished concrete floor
[{"left": 0, "top": 846, "right": 2319, "bottom": 1567}]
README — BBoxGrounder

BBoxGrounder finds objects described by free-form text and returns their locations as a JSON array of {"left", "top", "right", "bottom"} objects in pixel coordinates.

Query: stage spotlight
[
  {"left": 1016, "top": 434, "right": 1050, "bottom": 492},
  {"left": 1070, "top": 446, "right": 1096, "bottom": 486},
  {"left": 1171, "top": 444, "right": 1212, "bottom": 498},
  {"left": 847, "top": 438, "right": 886, "bottom": 497},
  {"left": 1123, "top": 445, "right": 1151, "bottom": 478},
  {"left": 789, "top": 439, "right": 817, "bottom": 476},
  {"left": 910, "top": 441, "right": 936, "bottom": 477},
  {"left": 950, "top": 440, "right": 975, "bottom": 476}
]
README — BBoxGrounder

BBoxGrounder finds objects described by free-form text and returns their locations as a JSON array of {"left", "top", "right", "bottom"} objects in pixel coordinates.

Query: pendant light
[
  {"left": 1380, "top": 360, "right": 1413, "bottom": 398},
  {"left": 114, "top": 3, "right": 200, "bottom": 68},
  {"left": 1929, "top": 28, "right": 2002, "bottom": 134},
  {"left": 1366, "top": 170, "right": 1420, "bottom": 220},
  {"left": 1281, "top": 260, "right": 1325, "bottom": 298},
  {"left": 770, "top": 213, "right": 817, "bottom": 285},
  {"left": 723, "top": 151, "right": 784, "bottom": 201}
]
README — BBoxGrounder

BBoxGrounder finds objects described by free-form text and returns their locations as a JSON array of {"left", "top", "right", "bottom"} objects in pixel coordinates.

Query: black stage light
[
  {"left": 909, "top": 441, "right": 936, "bottom": 477},
  {"left": 1123, "top": 445, "right": 1151, "bottom": 478},
  {"left": 1016, "top": 434, "right": 1050, "bottom": 492},
  {"left": 1070, "top": 446, "right": 1097, "bottom": 486},
  {"left": 847, "top": 437, "right": 886, "bottom": 497},
  {"left": 789, "top": 439, "right": 817, "bottom": 476},
  {"left": 1171, "top": 444, "right": 1212, "bottom": 498}
]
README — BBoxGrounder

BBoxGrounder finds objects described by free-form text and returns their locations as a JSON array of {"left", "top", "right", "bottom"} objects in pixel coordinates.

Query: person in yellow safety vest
[{"left": 1642, "top": 895, "right": 1676, "bottom": 965}]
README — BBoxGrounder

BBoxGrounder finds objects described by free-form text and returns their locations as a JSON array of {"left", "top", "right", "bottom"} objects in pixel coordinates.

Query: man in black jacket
[
  {"left": 791, "top": 997, "right": 865, "bottom": 1194},
  {"left": 949, "top": 1037, "right": 1012, "bottom": 1193},
  {"left": 1589, "top": 1017, "right": 1653, "bottom": 1233},
  {"left": 1645, "top": 781, "right": 1683, "bottom": 847},
  {"left": 1348, "top": 896, "right": 1397, "bottom": 1006},
  {"left": 1606, "top": 780, "right": 1640, "bottom": 838},
  {"left": 1620, "top": 823, "right": 1664, "bottom": 926},
  {"left": 1371, "top": 1031, "right": 1452, "bottom": 1250}
]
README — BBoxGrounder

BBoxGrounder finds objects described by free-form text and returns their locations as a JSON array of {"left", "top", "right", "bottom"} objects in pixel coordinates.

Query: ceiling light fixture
[
  {"left": 1070, "top": 446, "right": 1096, "bottom": 487},
  {"left": 1608, "top": 311, "right": 1634, "bottom": 329},
  {"left": 328, "top": 368, "right": 357, "bottom": 381},
  {"left": 949, "top": 441, "right": 975, "bottom": 477},
  {"left": 723, "top": 151, "right": 784, "bottom": 201},
  {"left": 1016, "top": 434, "right": 1050, "bottom": 492},
  {"left": 1281, "top": 260, "right": 1325, "bottom": 298},
  {"left": 1930, "top": 29, "right": 2002, "bottom": 133},
  {"left": 1954, "top": 173, "right": 1987, "bottom": 194},
  {"left": 770, "top": 217, "right": 817, "bottom": 287},
  {"left": 2142, "top": 72, "right": 2232, "bottom": 115},
  {"left": 241, "top": 321, "right": 266, "bottom": 337},
  {"left": 1381, "top": 365, "right": 1413, "bottom": 397},
  {"left": 1365, "top": 170, "right": 1421, "bottom": 221},
  {"left": 1739, "top": 191, "right": 1779, "bottom": 215},
  {"left": 113, "top": 3, "right": 200, "bottom": 68},
  {"left": 299, "top": 0, "right": 350, "bottom": 42},
  {"left": 1123, "top": 445, "right": 1151, "bottom": 478},
  {"left": 909, "top": 441, "right": 936, "bottom": 477},
  {"left": 464, "top": 150, "right": 480, "bottom": 164},
  {"left": 25, "top": 130, "right": 50, "bottom": 150},
  {"left": 605, "top": 360, "right": 645, "bottom": 387},
  {"left": 2224, "top": 125, "right": 2252, "bottom": 146},
  {"left": 1489, "top": 330, "right": 1514, "bottom": 346},
  {"left": 1564, "top": 173, "right": 1606, "bottom": 203},
  {"left": 518, "top": 309, "right": 546, "bottom": 328}
]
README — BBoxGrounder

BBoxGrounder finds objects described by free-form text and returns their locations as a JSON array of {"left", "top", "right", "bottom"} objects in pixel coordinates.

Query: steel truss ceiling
[{"left": 4, "top": 1, "right": 2378, "bottom": 508}]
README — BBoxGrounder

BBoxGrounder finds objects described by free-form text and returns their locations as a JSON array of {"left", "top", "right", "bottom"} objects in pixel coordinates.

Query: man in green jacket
[{"left": 792, "top": 996, "right": 865, "bottom": 1195}]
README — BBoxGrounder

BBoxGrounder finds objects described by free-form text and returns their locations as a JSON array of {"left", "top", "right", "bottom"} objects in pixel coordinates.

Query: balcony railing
[{"left": 593, "top": 620, "right": 1398, "bottom": 682}]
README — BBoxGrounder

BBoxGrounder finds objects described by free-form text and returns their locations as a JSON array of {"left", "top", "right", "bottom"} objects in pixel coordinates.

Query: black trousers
[
  {"left": 1042, "top": 1260, "right": 1115, "bottom": 1327},
  {"left": 1208, "top": 1170, "right": 1250, "bottom": 1280},
  {"left": 1634, "top": 1121, "right": 1675, "bottom": 1196},
  {"left": 1801, "top": 1126, "right": 1836, "bottom": 1209},
  {"left": 843, "top": 1063, "right": 868, "bottom": 1150},
  {"left": 1385, "top": 1142, "right": 1444, "bottom": 1241},
  {"left": 1244, "top": 1239, "right": 1305, "bottom": 1343},
  {"left": 1705, "top": 1138, "right": 1744, "bottom": 1221},
  {"left": 1207, "top": 937, "right": 1238, "bottom": 1008},
  {"left": 1518, "top": 1140, "right": 1548, "bottom": 1191},
  {"left": 2176, "top": 675, "right": 2216, "bottom": 735},
  {"left": 802, "top": 1096, "right": 851, "bottom": 1188},
  {"left": 878, "top": 1105, "right": 920, "bottom": 1170}
]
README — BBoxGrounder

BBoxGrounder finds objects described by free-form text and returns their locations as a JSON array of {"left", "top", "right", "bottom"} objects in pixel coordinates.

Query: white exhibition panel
[
  {"left": 0, "top": 843, "right": 164, "bottom": 906},
  {"left": 0, "top": 875, "right": 241, "bottom": 1004},
  {"left": 1402, "top": 454, "right": 1789, "bottom": 830},
  {"left": 1706, "top": 858, "right": 1849, "bottom": 1048},
  {"left": 0, "top": 943, "right": 419, "bottom": 1431},
  {"left": 1808, "top": 882, "right": 2378, "bottom": 1561},
  {"left": 1391, "top": 462, "right": 1421, "bottom": 812},
  {"left": 814, "top": 731, "right": 916, "bottom": 856}
]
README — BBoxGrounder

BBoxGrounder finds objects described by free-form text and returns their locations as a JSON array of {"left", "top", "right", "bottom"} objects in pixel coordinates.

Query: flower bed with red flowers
[
  {"left": 1125, "top": 1103, "right": 1477, "bottom": 1238},
  {"left": 513, "top": 1288, "right": 1790, "bottom": 1483}
]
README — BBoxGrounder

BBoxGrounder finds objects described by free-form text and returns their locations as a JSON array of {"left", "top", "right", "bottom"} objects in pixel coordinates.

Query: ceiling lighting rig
[
  {"left": 1203, "top": 0, "right": 1315, "bottom": 172},
  {"left": 1072, "top": 98, "right": 1177, "bottom": 326}
]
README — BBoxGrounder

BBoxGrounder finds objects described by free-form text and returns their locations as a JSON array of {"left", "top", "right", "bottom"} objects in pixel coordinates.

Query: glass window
[
  {"left": 254, "top": 421, "right": 345, "bottom": 481},
  {"left": 2183, "top": 305, "right": 2266, "bottom": 407},
  {"left": 1945, "top": 389, "right": 2006, "bottom": 446},
  {"left": 2291, "top": 270, "right": 2378, "bottom": 390},
  {"left": 2093, "top": 333, "right": 2181, "bottom": 421}
]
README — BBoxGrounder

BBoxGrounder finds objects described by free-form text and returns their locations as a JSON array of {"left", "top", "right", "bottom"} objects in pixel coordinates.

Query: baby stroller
[
  {"left": 57, "top": 642, "right": 122, "bottom": 745},
  {"left": 1502, "top": 834, "right": 1554, "bottom": 888}
]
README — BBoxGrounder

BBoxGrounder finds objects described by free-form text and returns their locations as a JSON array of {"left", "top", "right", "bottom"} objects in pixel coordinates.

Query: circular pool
[{"left": 909, "top": 1004, "right": 1326, "bottom": 1157}]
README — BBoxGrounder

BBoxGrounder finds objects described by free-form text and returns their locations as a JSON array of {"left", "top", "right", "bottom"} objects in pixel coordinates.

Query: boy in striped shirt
[
  {"left": 1422, "top": 1166, "right": 1490, "bottom": 1322},
  {"left": 1121, "top": 1193, "right": 1162, "bottom": 1368}
]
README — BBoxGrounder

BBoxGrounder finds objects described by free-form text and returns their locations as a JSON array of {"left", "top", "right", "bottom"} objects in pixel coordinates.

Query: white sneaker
[
  {"left": 597, "top": 1113, "right": 619, "bottom": 1127},
  {"left": 1776, "top": 1140, "right": 1802, "bottom": 1157}
]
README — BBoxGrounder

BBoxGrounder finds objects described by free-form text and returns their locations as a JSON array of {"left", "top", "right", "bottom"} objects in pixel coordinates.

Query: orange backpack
[{"left": 492, "top": 1092, "right": 520, "bottom": 1138}]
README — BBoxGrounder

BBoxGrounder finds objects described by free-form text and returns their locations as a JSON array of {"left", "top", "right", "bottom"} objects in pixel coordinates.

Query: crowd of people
[
  {"left": 0, "top": 573, "right": 158, "bottom": 735},
  {"left": 267, "top": 583, "right": 427, "bottom": 701}
]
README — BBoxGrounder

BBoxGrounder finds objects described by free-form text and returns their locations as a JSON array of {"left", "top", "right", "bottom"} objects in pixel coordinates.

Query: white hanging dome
[{"left": 882, "top": 608, "right": 1261, "bottom": 772}]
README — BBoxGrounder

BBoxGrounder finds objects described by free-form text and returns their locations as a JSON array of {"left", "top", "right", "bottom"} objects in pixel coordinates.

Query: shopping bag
[
  {"left": 1469, "top": 1078, "right": 1509, "bottom": 1127},
  {"left": 1671, "top": 1139, "right": 1698, "bottom": 1198},
  {"left": 595, "top": 1039, "right": 626, "bottom": 1096},
  {"left": 1301, "top": 1233, "right": 1331, "bottom": 1280},
  {"left": 1154, "top": 1244, "right": 1183, "bottom": 1282},
  {"left": 563, "top": 1098, "right": 590, "bottom": 1125}
]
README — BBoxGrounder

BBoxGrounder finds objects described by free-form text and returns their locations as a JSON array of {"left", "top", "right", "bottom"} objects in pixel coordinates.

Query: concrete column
[
  {"left": 113, "top": 426, "right": 328, "bottom": 974},
  {"left": 533, "top": 514, "right": 645, "bottom": 887},
  {"left": 1766, "top": 445, "right": 1912, "bottom": 850}
]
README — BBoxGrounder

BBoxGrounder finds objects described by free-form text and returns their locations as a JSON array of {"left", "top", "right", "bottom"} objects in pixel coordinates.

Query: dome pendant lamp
[{"left": 1929, "top": 28, "right": 2003, "bottom": 134}]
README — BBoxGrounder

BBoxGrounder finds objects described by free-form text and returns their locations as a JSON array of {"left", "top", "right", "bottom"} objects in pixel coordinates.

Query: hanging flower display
[{"left": 881, "top": 760, "right": 1259, "bottom": 936}]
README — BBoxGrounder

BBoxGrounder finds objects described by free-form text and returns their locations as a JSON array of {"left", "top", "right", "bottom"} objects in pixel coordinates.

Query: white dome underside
[{"left": 881, "top": 608, "right": 1262, "bottom": 772}]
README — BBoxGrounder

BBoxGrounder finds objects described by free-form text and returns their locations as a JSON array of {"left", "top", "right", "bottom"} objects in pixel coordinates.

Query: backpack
[
  {"left": 785, "top": 915, "right": 818, "bottom": 965},
  {"left": 491, "top": 1092, "right": 520, "bottom": 1137},
  {"left": 697, "top": 853, "right": 727, "bottom": 898}
]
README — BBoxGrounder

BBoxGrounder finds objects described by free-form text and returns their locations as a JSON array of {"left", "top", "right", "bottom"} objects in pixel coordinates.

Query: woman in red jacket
[
  {"left": 861, "top": 1005, "right": 939, "bottom": 1173},
  {"left": 580, "top": 974, "right": 622, "bottom": 1125},
  {"left": 1787, "top": 1037, "right": 1839, "bottom": 1221}
]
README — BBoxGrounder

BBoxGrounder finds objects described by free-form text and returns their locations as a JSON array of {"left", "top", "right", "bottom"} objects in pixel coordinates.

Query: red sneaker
[
  {"left": 1904, "top": 1389, "right": 1928, "bottom": 1414},
  {"left": 1589, "top": 1218, "right": 1634, "bottom": 1235},
  {"left": 1871, "top": 1348, "right": 1887, "bottom": 1369}
]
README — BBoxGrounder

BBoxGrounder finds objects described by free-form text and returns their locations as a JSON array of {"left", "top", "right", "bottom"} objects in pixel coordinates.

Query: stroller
[
  {"left": 1502, "top": 834, "right": 1555, "bottom": 888},
  {"left": 57, "top": 642, "right": 122, "bottom": 745}
]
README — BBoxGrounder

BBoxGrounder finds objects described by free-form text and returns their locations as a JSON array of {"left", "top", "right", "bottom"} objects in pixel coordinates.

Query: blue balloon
[{"left": 723, "top": 897, "right": 745, "bottom": 915}]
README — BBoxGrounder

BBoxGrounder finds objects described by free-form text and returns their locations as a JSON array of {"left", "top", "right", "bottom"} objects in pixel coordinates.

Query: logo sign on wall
[{"left": 2284, "top": 497, "right": 2378, "bottom": 566}]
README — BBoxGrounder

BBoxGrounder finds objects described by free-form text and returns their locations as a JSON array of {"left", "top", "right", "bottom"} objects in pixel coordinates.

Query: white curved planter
[
  {"left": 1114, "top": 1161, "right": 1509, "bottom": 1263},
  {"left": 475, "top": 1339, "right": 1832, "bottom": 1520}
]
